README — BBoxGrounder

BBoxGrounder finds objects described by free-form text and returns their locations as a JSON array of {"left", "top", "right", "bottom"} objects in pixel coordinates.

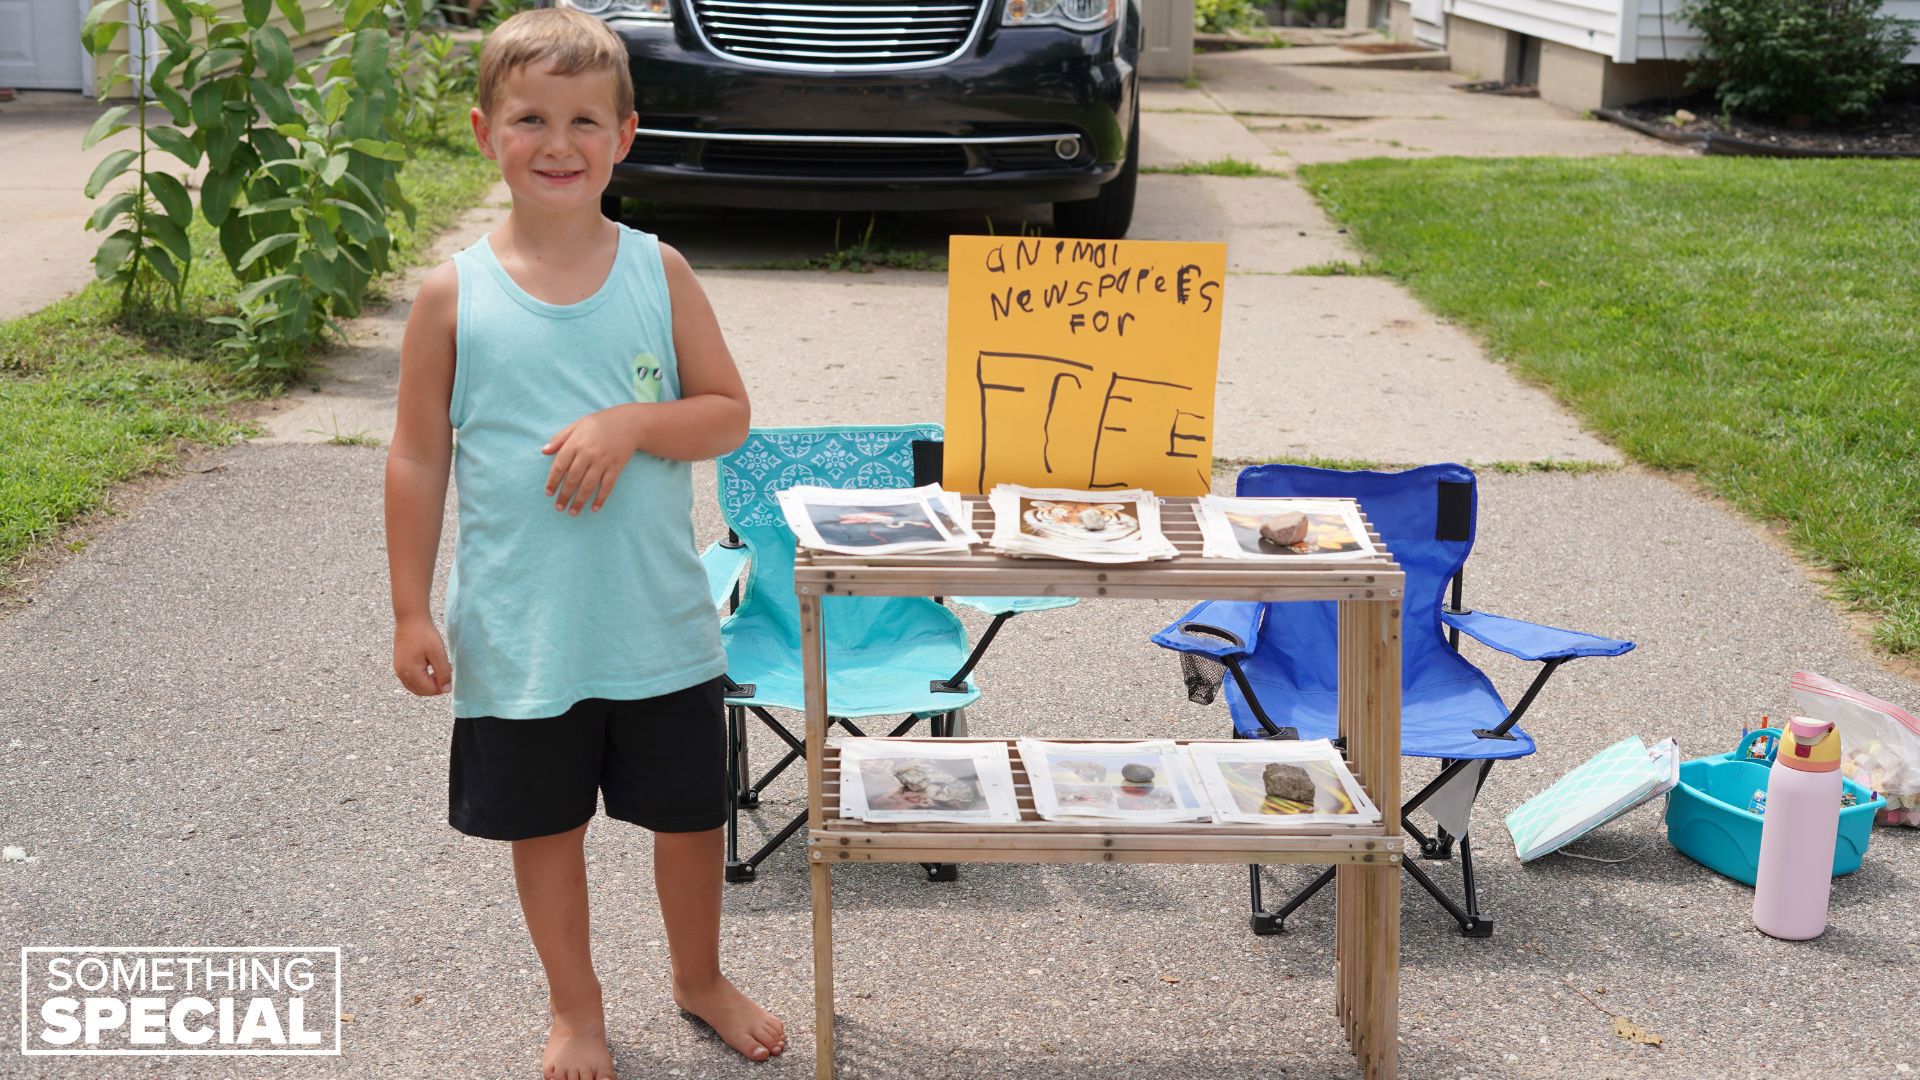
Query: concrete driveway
[{"left": 5, "top": 52, "right": 1918, "bottom": 1080}]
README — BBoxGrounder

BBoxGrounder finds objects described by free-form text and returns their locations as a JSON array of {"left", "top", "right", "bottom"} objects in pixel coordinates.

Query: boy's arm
[
  {"left": 543, "top": 242, "right": 752, "bottom": 513},
  {"left": 384, "top": 262, "right": 458, "bottom": 696},
  {"left": 642, "top": 240, "right": 752, "bottom": 459}
]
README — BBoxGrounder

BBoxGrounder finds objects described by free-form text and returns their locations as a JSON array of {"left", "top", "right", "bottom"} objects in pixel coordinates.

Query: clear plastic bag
[{"left": 1791, "top": 670, "right": 1920, "bottom": 827}]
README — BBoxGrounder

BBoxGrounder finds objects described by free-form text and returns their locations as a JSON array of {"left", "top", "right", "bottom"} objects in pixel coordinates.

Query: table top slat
[{"left": 794, "top": 496, "right": 1401, "bottom": 600}]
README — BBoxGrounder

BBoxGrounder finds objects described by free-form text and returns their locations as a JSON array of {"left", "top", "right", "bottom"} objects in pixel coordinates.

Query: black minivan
[{"left": 554, "top": 0, "right": 1142, "bottom": 237}]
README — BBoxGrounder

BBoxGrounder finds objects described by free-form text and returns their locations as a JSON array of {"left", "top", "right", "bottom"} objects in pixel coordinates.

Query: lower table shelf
[{"left": 810, "top": 738, "right": 1404, "bottom": 867}]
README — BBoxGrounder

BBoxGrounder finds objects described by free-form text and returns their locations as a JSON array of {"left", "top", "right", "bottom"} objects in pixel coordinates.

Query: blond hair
[{"left": 476, "top": 8, "right": 633, "bottom": 118}]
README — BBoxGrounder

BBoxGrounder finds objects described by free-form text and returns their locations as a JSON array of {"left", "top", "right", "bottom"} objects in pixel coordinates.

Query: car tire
[{"left": 1053, "top": 106, "right": 1138, "bottom": 239}]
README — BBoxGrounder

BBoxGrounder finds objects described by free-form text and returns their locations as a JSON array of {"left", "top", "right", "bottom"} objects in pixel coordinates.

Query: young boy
[{"left": 382, "top": 10, "right": 784, "bottom": 1077}]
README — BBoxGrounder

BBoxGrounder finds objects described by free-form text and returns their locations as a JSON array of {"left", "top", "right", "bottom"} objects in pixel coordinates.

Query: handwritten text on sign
[{"left": 943, "top": 235, "right": 1227, "bottom": 495}]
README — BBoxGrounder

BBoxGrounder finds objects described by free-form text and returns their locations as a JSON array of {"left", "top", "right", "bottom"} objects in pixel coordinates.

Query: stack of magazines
[
  {"left": 1194, "top": 495, "right": 1379, "bottom": 561},
  {"left": 777, "top": 484, "right": 982, "bottom": 556},
  {"left": 986, "top": 485, "right": 1179, "bottom": 563},
  {"left": 831, "top": 737, "right": 1380, "bottom": 826}
]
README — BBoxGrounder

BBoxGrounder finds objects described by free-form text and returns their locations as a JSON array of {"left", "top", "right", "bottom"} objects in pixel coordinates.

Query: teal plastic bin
[{"left": 1665, "top": 729, "right": 1883, "bottom": 887}]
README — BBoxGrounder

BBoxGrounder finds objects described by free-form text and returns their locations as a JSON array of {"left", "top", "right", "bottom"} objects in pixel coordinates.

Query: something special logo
[{"left": 19, "top": 947, "right": 341, "bottom": 1056}]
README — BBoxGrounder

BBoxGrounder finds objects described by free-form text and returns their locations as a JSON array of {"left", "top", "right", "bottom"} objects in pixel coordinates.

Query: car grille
[
  {"left": 700, "top": 139, "right": 969, "bottom": 177},
  {"left": 689, "top": 0, "right": 985, "bottom": 68},
  {"left": 625, "top": 136, "right": 683, "bottom": 165}
]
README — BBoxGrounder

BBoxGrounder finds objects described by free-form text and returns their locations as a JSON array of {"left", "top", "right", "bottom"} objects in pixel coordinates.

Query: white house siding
[
  {"left": 1632, "top": 0, "right": 1920, "bottom": 64},
  {"left": 1447, "top": 0, "right": 1621, "bottom": 58},
  {"left": 1452, "top": 0, "right": 1920, "bottom": 65}
]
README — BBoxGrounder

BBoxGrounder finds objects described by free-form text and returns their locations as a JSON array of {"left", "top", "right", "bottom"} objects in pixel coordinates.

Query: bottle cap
[{"left": 1777, "top": 716, "right": 1840, "bottom": 773}]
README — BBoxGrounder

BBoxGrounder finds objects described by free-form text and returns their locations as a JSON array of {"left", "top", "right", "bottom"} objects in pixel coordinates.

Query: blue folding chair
[
  {"left": 1152, "top": 463, "right": 1633, "bottom": 936},
  {"left": 703, "top": 424, "right": 1073, "bottom": 882}
]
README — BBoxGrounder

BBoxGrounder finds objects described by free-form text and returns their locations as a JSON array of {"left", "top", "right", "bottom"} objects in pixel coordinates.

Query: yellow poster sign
[{"left": 942, "top": 235, "right": 1227, "bottom": 495}]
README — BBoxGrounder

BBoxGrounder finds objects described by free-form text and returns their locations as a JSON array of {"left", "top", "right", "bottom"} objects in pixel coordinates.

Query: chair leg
[
  {"left": 1246, "top": 834, "right": 1490, "bottom": 937},
  {"left": 725, "top": 707, "right": 748, "bottom": 882},
  {"left": 1400, "top": 853, "right": 1491, "bottom": 937},
  {"left": 1404, "top": 818, "right": 1455, "bottom": 862},
  {"left": 1456, "top": 833, "right": 1491, "bottom": 936},
  {"left": 726, "top": 710, "right": 955, "bottom": 882},
  {"left": 730, "top": 706, "right": 758, "bottom": 810},
  {"left": 1247, "top": 864, "right": 1336, "bottom": 935}
]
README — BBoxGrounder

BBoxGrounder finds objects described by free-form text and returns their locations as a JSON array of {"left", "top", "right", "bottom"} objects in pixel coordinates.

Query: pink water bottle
[{"left": 1752, "top": 717, "right": 1842, "bottom": 940}]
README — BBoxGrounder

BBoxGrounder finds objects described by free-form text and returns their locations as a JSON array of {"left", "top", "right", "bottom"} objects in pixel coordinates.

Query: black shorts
[{"left": 448, "top": 677, "right": 726, "bottom": 841}]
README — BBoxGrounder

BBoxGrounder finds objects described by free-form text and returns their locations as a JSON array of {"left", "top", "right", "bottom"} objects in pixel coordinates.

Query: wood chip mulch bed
[{"left": 1601, "top": 95, "right": 1920, "bottom": 158}]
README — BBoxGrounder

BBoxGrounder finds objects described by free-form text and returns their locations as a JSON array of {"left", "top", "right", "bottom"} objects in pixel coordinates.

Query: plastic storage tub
[{"left": 1666, "top": 729, "right": 1883, "bottom": 886}]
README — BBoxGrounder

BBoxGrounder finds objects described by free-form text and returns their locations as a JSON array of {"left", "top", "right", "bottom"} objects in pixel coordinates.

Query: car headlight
[
  {"left": 558, "top": 0, "right": 669, "bottom": 20},
  {"left": 1002, "top": 0, "right": 1116, "bottom": 28}
]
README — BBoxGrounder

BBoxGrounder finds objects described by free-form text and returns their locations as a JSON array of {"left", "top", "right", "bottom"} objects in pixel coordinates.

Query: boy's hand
[
  {"left": 394, "top": 616, "right": 452, "bottom": 696},
  {"left": 542, "top": 406, "right": 642, "bottom": 515}
]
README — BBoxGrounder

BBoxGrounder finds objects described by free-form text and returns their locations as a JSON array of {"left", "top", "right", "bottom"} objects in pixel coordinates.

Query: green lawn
[
  {"left": 1301, "top": 156, "right": 1920, "bottom": 653},
  {"left": 0, "top": 145, "right": 498, "bottom": 584}
]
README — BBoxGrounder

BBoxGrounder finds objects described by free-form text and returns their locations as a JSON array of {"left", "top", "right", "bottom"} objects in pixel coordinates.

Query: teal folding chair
[{"left": 702, "top": 424, "right": 1074, "bottom": 881}]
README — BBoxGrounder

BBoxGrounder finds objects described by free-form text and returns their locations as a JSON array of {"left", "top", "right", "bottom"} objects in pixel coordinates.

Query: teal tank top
[{"left": 445, "top": 225, "right": 726, "bottom": 719}]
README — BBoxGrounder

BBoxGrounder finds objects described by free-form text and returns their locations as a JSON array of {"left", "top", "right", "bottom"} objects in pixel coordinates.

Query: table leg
[
  {"left": 799, "top": 590, "right": 834, "bottom": 1076},
  {"left": 1360, "top": 863, "right": 1399, "bottom": 1079},
  {"left": 811, "top": 858, "right": 835, "bottom": 1079},
  {"left": 1336, "top": 865, "right": 1353, "bottom": 1039},
  {"left": 1336, "top": 597, "right": 1402, "bottom": 1079}
]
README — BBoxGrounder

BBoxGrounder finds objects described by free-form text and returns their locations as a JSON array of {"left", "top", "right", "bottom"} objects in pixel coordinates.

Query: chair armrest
[
  {"left": 700, "top": 542, "right": 749, "bottom": 610},
  {"left": 1150, "top": 600, "right": 1265, "bottom": 661},
  {"left": 1441, "top": 609, "right": 1633, "bottom": 662},
  {"left": 951, "top": 596, "right": 1078, "bottom": 617}
]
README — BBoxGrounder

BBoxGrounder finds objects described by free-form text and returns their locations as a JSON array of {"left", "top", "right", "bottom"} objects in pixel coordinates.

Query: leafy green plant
[
  {"left": 397, "top": 27, "right": 478, "bottom": 147},
  {"left": 1195, "top": 0, "right": 1265, "bottom": 33},
  {"left": 1682, "top": 0, "right": 1918, "bottom": 124},
  {"left": 77, "top": 0, "right": 415, "bottom": 380},
  {"left": 478, "top": 0, "right": 532, "bottom": 33},
  {"left": 78, "top": 0, "right": 197, "bottom": 311},
  {"left": 228, "top": 29, "right": 412, "bottom": 378}
]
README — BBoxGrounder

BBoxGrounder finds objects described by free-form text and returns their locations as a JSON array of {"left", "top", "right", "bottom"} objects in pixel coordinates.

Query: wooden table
[{"left": 796, "top": 496, "right": 1404, "bottom": 1078}]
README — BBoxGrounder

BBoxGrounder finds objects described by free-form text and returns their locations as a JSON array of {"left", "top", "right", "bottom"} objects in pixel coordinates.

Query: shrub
[
  {"left": 1195, "top": 0, "right": 1266, "bottom": 33},
  {"left": 1682, "top": 0, "right": 1918, "bottom": 125},
  {"left": 78, "top": 0, "right": 481, "bottom": 380}
]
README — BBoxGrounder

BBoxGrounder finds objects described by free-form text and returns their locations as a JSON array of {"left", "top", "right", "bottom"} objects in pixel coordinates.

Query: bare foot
[
  {"left": 671, "top": 976, "right": 785, "bottom": 1062},
  {"left": 543, "top": 1006, "right": 616, "bottom": 1080}
]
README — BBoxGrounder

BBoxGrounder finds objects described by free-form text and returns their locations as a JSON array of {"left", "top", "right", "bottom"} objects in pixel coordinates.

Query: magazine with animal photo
[
  {"left": 777, "top": 485, "right": 972, "bottom": 556},
  {"left": 1016, "top": 739, "right": 1211, "bottom": 823},
  {"left": 1185, "top": 739, "right": 1382, "bottom": 825},
  {"left": 986, "top": 485, "right": 1178, "bottom": 563},
  {"left": 926, "top": 488, "right": 981, "bottom": 545},
  {"left": 834, "top": 738, "right": 1022, "bottom": 824},
  {"left": 1195, "top": 496, "right": 1378, "bottom": 561}
]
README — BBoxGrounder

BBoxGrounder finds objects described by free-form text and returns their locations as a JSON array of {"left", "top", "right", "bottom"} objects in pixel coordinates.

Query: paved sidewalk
[
  {"left": 0, "top": 91, "right": 150, "bottom": 320},
  {"left": 6, "top": 52, "right": 1919, "bottom": 1080}
]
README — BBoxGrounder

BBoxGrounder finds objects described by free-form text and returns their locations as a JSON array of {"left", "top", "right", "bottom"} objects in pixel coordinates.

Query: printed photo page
[
  {"left": 777, "top": 484, "right": 980, "bottom": 556},
  {"left": 833, "top": 738, "right": 1022, "bottom": 824},
  {"left": 1016, "top": 738, "right": 1211, "bottom": 823},
  {"left": 1195, "top": 496, "right": 1379, "bottom": 561},
  {"left": 986, "top": 485, "right": 1178, "bottom": 564},
  {"left": 1184, "top": 739, "right": 1383, "bottom": 825}
]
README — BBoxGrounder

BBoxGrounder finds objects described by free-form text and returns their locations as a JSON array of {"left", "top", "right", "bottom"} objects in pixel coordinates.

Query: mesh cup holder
[{"left": 1181, "top": 652, "right": 1227, "bottom": 706}]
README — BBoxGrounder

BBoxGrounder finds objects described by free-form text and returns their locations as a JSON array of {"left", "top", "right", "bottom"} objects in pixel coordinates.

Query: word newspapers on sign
[{"left": 944, "top": 236, "right": 1228, "bottom": 497}]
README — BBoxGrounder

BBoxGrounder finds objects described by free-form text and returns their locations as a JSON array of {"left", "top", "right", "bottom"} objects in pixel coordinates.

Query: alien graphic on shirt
[{"left": 632, "top": 353, "right": 665, "bottom": 403}]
